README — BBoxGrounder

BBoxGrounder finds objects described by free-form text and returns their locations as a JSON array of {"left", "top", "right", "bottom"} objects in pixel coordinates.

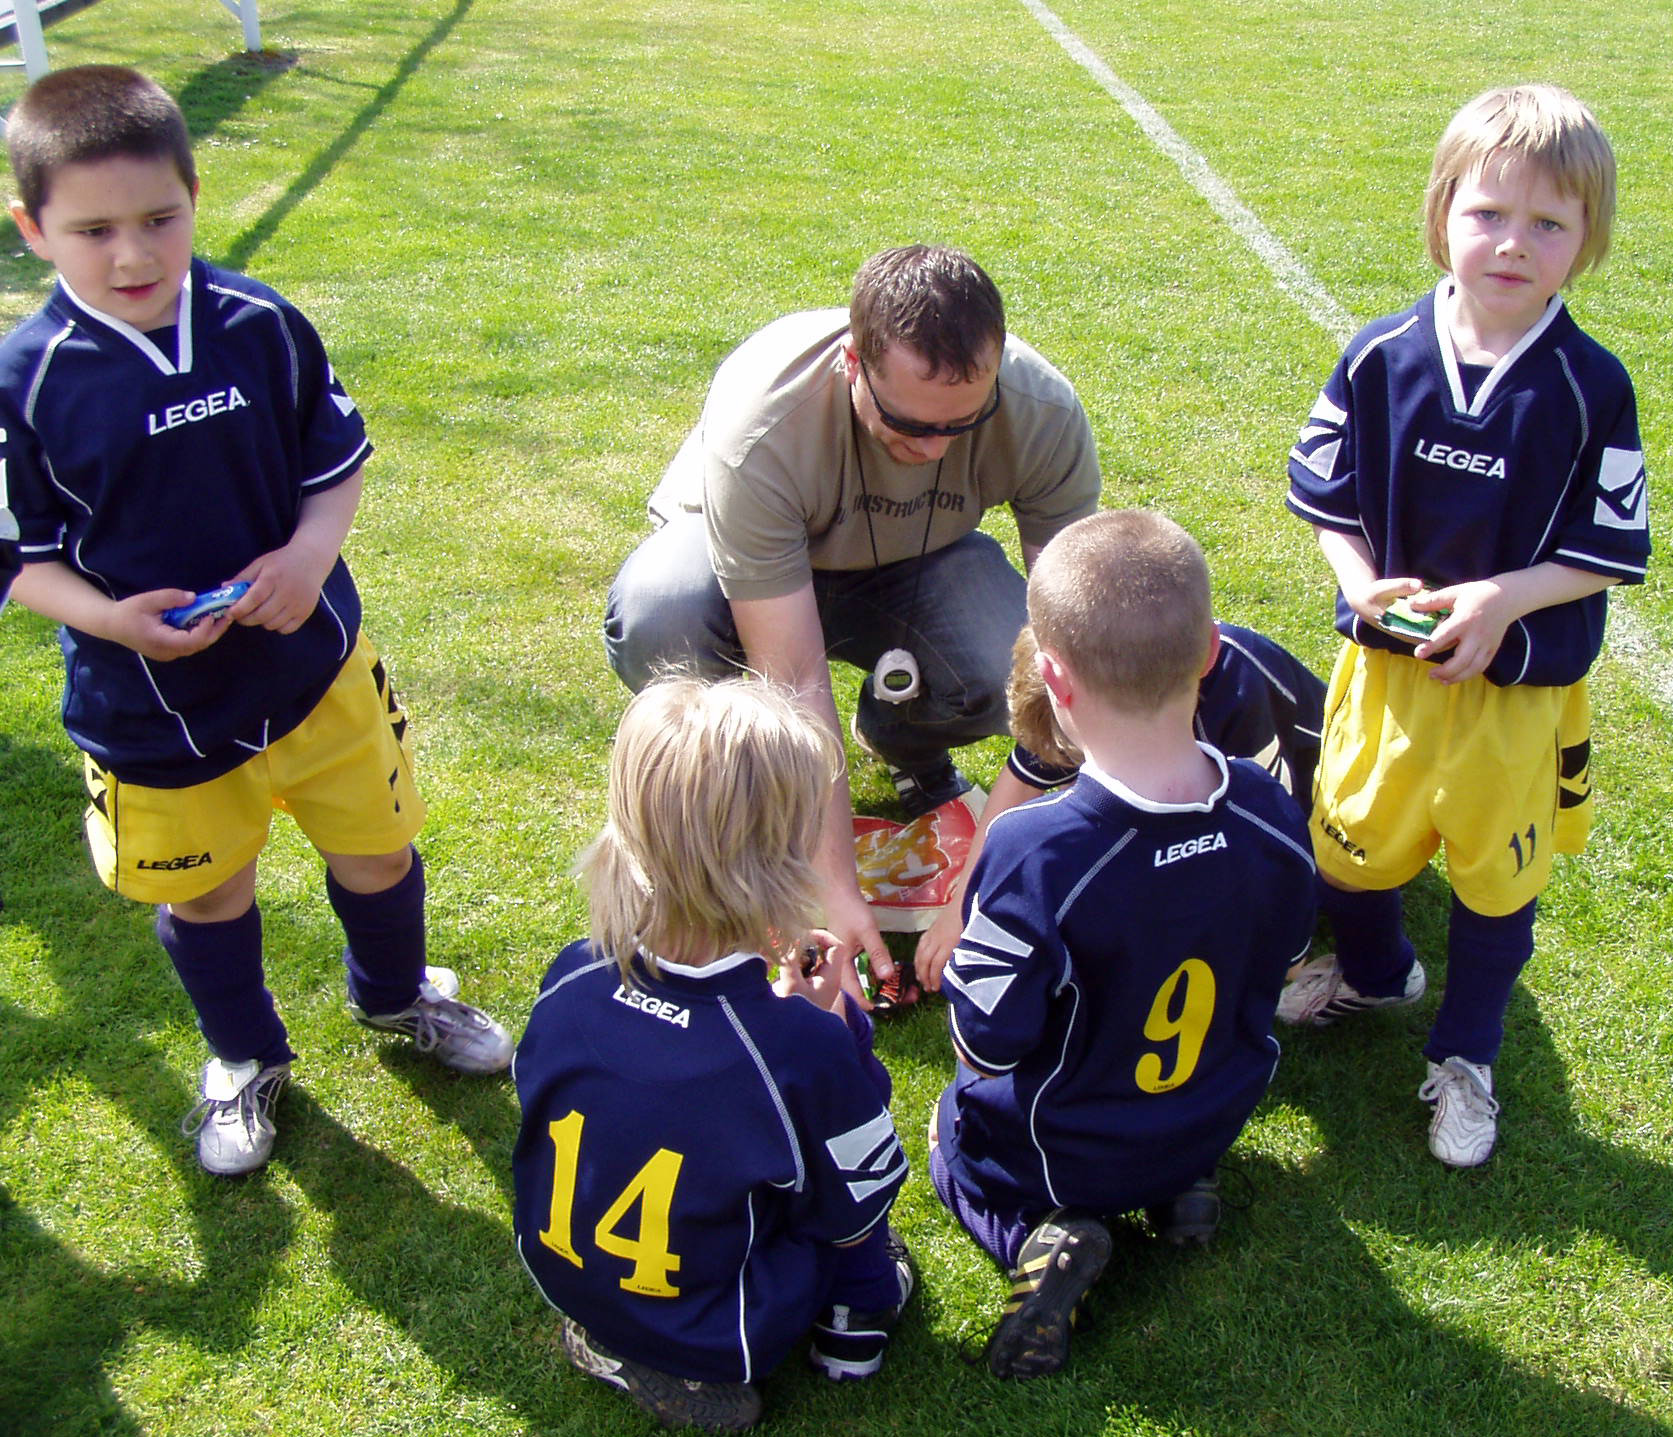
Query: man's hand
[{"left": 820, "top": 879, "right": 891, "bottom": 1012}]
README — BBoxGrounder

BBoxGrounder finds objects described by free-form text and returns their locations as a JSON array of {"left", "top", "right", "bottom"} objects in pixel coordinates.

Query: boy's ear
[
  {"left": 1200, "top": 622, "right": 1222, "bottom": 679},
  {"left": 10, "top": 202, "right": 48, "bottom": 261},
  {"left": 1036, "top": 645, "right": 1074, "bottom": 707}
]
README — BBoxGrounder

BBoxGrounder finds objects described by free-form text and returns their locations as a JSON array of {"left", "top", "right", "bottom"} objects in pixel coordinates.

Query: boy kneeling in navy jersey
[
  {"left": 931, "top": 510, "right": 1317, "bottom": 1379},
  {"left": 513, "top": 678, "right": 911, "bottom": 1431}
]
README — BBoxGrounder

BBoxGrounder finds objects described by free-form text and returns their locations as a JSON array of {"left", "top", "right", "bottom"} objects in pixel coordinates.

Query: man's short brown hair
[
  {"left": 849, "top": 244, "right": 1005, "bottom": 381},
  {"left": 7, "top": 65, "right": 195, "bottom": 220},
  {"left": 1028, "top": 509, "right": 1213, "bottom": 713}
]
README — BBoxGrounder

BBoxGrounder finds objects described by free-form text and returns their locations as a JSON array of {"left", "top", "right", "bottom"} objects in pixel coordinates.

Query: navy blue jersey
[
  {"left": 1008, "top": 622, "right": 1325, "bottom": 806},
  {"left": 1, "top": 258, "right": 373, "bottom": 784},
  {"left": 1287, "top": 284, "right": 1649, "bottom": 686},
  {"left": 513, "top": 946, "right": 907, "bottom": 1384},
  {"left": 940, "top": 751, "right": 1315, "bottom": 1215},
  {"left": 0, "top": 496, "right": 16, "bottom": 610}
]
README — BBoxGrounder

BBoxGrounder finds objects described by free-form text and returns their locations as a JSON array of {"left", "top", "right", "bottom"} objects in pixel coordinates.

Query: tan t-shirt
[{"left": 647, "top": 310, "right": 1101, "bottom": 602}]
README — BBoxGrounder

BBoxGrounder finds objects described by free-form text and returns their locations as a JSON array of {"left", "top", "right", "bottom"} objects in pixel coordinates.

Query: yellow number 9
[{"left": 1134, "top": 958, "right": 1215, "bottom": 1093}]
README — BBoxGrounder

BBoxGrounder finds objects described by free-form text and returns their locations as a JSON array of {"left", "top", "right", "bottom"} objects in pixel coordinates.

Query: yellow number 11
[{"left": 539, "top": 1108, "right": 686, "bottom": 1297}]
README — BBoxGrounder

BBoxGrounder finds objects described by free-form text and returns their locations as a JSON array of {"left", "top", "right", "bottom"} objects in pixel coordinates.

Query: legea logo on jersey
[
  {"left": 147, "top": 386, "right": 250, "bottom": 436},
  {"left": 1153, "top": 831, "right": 1227, "bottom": 867},
  {"left": 1412, "top": 437, "right": 1506, "bottom": 478},
  {"left": 611, "top": 984, "right": 691, "bottom": 1028}
]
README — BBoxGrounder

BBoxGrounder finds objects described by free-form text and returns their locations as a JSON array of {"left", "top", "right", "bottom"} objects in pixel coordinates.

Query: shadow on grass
[
  {"left": 218, "top": 0, "right": 476, "bottom": 274},
  {"left": 860, "top": 881, "right": 1673, "bottom": 1437},
  {"left": 5, "top": 687, "right": 1669, "bottom": 1433},
  {"left": 273, "top": 1086, "right": 623, "bottom": 1436},
  {"left": 0, "top": 739, "right": 299, "bottom": 1436}
]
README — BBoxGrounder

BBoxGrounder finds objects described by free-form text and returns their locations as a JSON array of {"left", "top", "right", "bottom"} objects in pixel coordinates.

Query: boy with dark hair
[
  {"left": 931, "top": 510, "right": 1317, "bottom": 1379},
  {"left": 2, "top": 65, "right": 511, "bottom": 1177},
  {"left": 1283, "top": 83, "right": 1648, "bottom": 1168}
]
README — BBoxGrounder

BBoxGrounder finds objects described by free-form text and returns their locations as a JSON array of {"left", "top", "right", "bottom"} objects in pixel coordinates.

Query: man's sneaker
[
  {"left": 808, "top": 1228, "right": 914, "bottom": 1379},
  {"left": 181, "top": 1057, "right": 290, "bottom": 1176},
  {"left": 349, "top": 975, "right": 513, "bottom": 1074},
  {"left": 1146, "top": 1174, "right": 1221, "bottom": 1246},
  {"left": 1419, "top": 1056, "right": 1499, "bottom": 1167},
  {"left": 560, "top": 1313, "right": 762, "bottom": 1430},
  {"left": 849, "top": 715, "right": 975, "bottom": 821},
  {"left": 985, "top": 1208, "right": 1112, "bottom": 1379},
  {"left": 1276, "top": 952, "right": 1426, "bottom": 1027},
  {"left": 888, "top": 758, "right": 975, "bottom": 820}
]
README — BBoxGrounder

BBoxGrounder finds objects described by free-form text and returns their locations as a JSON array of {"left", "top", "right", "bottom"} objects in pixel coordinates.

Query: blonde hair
[
  {"left": 579, "top": 677, "right": 841, "bottom": 981},
  {"left": 1424, "top": 84, "right": 1616, "bottom": 282},
  {"left": 1007, "top": 625, "right": 1083, "bottom": 768},
  {"left": 1027, "top": 509, "right": 1212, "bottom": 713}
]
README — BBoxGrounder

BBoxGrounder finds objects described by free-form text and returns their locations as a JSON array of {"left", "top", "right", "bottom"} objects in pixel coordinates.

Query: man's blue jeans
[{"left": 603, "top": 516, "right": 1026, "bottom": 774}]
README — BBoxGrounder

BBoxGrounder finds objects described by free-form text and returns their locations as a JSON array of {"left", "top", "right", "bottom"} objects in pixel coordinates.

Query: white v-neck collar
[
  {"left": 59, "top": 269, "right": 194, "bottom": 377},
  {"left": 1434, "top": 278, "right": 1560, "bottom": 418}
]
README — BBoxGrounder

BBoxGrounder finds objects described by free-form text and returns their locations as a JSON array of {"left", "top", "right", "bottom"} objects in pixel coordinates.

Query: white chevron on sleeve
[
  {"left": 825, "top": 1110, "right": 908, "bottom": 1204},
  {"left": 960, "top": 892, "right": 1032, "bottom": 957},
  {"left": 942, "top": 951, "right": 1018, "bottom": 1016}
]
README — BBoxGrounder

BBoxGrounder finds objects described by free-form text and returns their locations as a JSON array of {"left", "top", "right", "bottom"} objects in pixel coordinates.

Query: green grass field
[{"left": 1, "top": 0, "right": 1670, "bottom": 1432}]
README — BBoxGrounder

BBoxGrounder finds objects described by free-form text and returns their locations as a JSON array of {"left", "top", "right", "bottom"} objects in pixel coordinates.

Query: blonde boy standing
[{"left": 1283, "top": 85, "right": 1649, "bottom": 1167}]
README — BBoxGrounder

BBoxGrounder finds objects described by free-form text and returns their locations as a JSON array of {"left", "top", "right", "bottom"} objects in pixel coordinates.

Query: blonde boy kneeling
[{"left": 512, "top": 678, "right": 911, "bottom": 1430}]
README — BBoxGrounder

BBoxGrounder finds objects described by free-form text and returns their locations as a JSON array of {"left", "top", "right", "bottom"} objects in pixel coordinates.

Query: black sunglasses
[{"left": 859, "top": 357, "right": 1002, "bottom": 439}]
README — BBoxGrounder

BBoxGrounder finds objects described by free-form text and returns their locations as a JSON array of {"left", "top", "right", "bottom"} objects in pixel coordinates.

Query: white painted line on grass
[
  {"left": 1018, "top": 0, "right": 1356, "bottom": 347},
  {"left": 1018, "top": 0, "right": 1665, "bottom": 712}
]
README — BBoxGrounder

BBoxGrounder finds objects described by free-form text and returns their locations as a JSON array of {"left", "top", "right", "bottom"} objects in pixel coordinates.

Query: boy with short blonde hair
[
  {"left": 933, "top": 510, "right": 1316, "bottom": 1379},
  {"left": 2, "top": 65, "right": 511, "bottom": 1177},
  {"left": 1284, "top": 84, "right": 1649, "bottom": 1167},
  {"left": 514, "top": 678, "right": 911, "bottom": 1430}
]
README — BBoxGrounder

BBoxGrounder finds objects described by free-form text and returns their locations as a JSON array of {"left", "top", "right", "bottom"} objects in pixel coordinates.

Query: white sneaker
[
  {"left": 181, "top": 1057, "right": 290, "bottom": 1176},
  {"left": 1419, "top": 1057, "right": 1499, "bottom": 1167},
  {"left": 1276, "top": 953, "right": 1426, "bottom": 1027},
  {"left": 349, "top": 976, "right": 513, "bottom": 1074}
]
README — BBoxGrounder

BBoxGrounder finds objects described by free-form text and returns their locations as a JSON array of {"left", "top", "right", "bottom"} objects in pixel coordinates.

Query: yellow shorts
[
  {"left": 1311, "top": 643, "right": 1591, "bottom": 916},
  {"left": 84, "top": 634, "right": 425, "bottom": 904}
]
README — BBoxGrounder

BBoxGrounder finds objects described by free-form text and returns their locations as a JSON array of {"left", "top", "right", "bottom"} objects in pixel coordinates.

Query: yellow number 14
[{"left": 539, "top": 1108, "right": 686, "bottom": 1297}]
